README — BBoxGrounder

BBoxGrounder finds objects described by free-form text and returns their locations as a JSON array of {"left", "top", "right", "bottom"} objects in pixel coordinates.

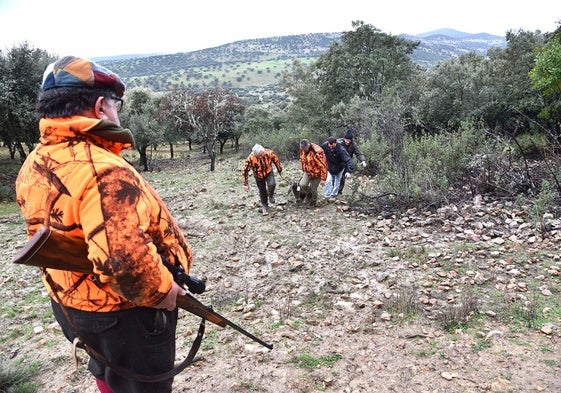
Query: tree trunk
[
  {"left": 8, "top": 143, "right": 16, "bottom": 160},
  {"left": 169, "top": 142, "right": 174, "bottom": 159},
  {"left": 234, "top": 135, "right": 241, "bottom": 152},
  {"left": 16, "top": 142, "right": 27, "bottom": 161},
  {"left": 210, "top": 150, "right": 216, "bottom": 171},
  {"left": 206, "top": 140, "right": 216, "bottom": 171},
  {"left": 219, "top": 139, "right": 226, "bottom": 154},
  {"left": 139, "top": 145, "right": 149, "bottom": 172}
]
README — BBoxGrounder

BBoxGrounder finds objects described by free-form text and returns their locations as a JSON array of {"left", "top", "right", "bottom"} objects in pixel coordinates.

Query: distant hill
[
  {"left": 101, "top": 29, "right": 506, "bottom": 105},
  {"left": 404, "top": 28, "right": 506, "bottom": 68}
]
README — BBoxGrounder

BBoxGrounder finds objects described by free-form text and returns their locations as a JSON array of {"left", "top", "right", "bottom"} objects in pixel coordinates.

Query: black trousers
[
  {"left": 51, "top": 299, "right": 178, "bottom": 393},
  {"left": 255, "top": 172, "right": 276, "bottom": 206}
]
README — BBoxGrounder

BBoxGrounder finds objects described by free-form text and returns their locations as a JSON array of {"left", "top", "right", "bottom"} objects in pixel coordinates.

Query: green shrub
[
  {"left": 513, "top": 133, "right": 550, "bottom": 159},
  {"left": 531, "top": 179, "right": 555, "bottom": 232},
  {"left": 366, "top": 122, "right": 491, "bottom": 206},
  {"left": 249, "top": 128, "right": 320, "bottom": 160},
  {"left": 0, "top": 185, "right": 16, "bottom": 203}
]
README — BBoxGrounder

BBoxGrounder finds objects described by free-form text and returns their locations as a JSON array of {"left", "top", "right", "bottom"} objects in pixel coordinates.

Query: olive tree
[{"left": 0, "top": 43, "right": 54, "bottom": 159}]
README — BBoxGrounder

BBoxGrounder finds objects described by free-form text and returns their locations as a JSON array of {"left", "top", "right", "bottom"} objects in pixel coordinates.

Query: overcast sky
[{"left": 0, "top": 0, "right": 559, "bottom": 59}]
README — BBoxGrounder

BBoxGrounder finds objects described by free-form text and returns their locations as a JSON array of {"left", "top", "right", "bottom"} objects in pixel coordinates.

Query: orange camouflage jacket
[
  {"left": 300, "top": 143, "right": 328, "bottom": 181},
  {"left": 15, "top": 116, "right": 193, "bottom": 312},
  {"left": 241, "top": 149, "right": 282, "bottom": 185}
]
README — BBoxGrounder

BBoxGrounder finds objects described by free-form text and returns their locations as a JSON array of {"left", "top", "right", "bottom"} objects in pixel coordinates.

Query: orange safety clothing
[
  {"left": 300, "top": 143, "right": 328, "bottom": 181},
  {"left": 16, "top": 116, "right": 193, "bottom": 312},
  {"left": 241, "top": 149, "right": 282, "bottom": 186}
]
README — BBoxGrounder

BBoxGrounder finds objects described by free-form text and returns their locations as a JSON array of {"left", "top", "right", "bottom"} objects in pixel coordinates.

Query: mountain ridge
[
  {"left": 99, "top": 28, "right": 506, "bottom": 105},
  {"left": 94, "top": 28, "right": 505, "bottom": 63}
]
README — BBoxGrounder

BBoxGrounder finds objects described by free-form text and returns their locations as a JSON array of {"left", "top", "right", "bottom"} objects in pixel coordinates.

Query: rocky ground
[{"left": 1, "top": 150, "right": 561, "bottom": 393}]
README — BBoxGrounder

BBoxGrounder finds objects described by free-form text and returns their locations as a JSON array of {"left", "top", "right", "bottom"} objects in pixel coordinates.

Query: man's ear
[{"left": 93, "top": 96, "right": 109, "bottom": 120}]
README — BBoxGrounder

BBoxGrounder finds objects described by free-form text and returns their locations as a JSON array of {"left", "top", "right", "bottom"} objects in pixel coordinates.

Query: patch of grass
[
  {"left": 50, "top": 354, "right": 69, "bottom": 367},
  {"left": 0, "top": 202, "right": 19, "bottom": 216},
  {"left": 505, "top": 292, "right": 553, "bottom": 329},
  {"left": 404, "top": 245, "right": 427, "bottom": 259},
  {"left": 0, "top": 305, "right": 17, "bottom": 319},
  {"left": 450, "top": 241, "right": 477, "bottom": 253},
  {"left": 200, "top": 329, "right": 218, "bottom": 351},
  {"left": 206, "top": 198, "right": 234, "bottom": 214},
  {"left": 543, "top": 358, "right": 561, "bottom": 367},
  {"left": 270, "top": 321, "right": 284, "bottom": 330},
  {"left": 510, "top": 303, "right": 539, "bottom": 329},
  {"left": 415, "top": 339, "right": 442, "bottom": 358},
  {"left": 287, "top": 353, "right": 343, "bottom": 370},
  {"left": 472, "top": 339, "right": 491, "bottom": 352},
  {"left": 437, "top": 291, "right": 479, "bottom": 332},
  {"left": 238, "top": 380, "right": 260, "bottom": 391},
  {"left": 0, "top": 357, "right": 41, "bottom": 393},
  {"left": 385, "top": 286, "right": 421, "bottom": 317},
  {"left": 386, "top": 245, "right": 429, "bottom": 264}
]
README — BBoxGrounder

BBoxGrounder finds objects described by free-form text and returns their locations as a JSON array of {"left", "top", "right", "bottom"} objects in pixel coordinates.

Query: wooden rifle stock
[{"left": 12, "top": 226, "right": 273, "bottom": 350}]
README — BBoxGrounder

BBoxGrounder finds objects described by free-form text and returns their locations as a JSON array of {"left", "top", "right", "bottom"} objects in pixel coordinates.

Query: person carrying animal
[
  {"left": 298, "top": 139, "right": 328, "bottom": 207},
  {"left": 242, "top": 143, "right": 283, "bottom": 215},
  {"left": 15, "top": 56, "right": 192, "bottom": 393}
]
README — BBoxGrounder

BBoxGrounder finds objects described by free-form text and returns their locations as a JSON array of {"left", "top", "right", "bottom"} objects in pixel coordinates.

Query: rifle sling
[{"left": 44, "top": 270, "right": 204, "bottom": 383}]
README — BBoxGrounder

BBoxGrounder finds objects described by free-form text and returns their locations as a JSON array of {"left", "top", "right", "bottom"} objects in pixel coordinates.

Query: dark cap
[
  {"left": 344, "top": 129, "right": 354, "bottom": 140},
  {"left": 41, "top": 56, "right": 125, "bottom": 97}
]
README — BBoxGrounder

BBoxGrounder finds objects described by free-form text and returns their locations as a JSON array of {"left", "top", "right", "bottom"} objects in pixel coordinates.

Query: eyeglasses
[{"left": 110, "top": 96, "right": 124, "bottom": 112}]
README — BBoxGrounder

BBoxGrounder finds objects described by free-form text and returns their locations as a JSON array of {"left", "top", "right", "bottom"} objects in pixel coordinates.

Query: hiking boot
[
  {"left": 268, "top": 185, "right": 276, "bottom": 204},
  {"left": 262, "top": 206, "right": 269, "bottom": 215}
]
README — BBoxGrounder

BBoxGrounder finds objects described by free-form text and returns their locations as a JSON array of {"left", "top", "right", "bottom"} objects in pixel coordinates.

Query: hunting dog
[{"left": 288, "top": 182, "right": 306, "bottom": 203}]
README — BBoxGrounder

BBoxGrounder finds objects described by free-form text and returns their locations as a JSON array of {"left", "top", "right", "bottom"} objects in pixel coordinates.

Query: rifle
[{"left": 12, "top": 226, "right": 273, "bottom": 350}]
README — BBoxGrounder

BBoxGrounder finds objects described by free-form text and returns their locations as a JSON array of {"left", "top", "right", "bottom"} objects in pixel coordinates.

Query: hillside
[
  {"left": 100, "top": 29, "right": 506, "bottom": 105},
  {"left": 1, "top": 150, "right": 560, "bottom": 392}
]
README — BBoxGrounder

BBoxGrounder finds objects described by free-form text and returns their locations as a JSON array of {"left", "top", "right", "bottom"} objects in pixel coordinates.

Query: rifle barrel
[
  {"left": 223, "top": 318, "right": 274, "bottom": 350},
  {"left": 178, "top": 294, "right": 273, "bottom": 350}
]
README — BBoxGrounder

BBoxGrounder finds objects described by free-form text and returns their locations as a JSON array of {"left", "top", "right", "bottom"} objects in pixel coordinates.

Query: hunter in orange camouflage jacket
[
  {"left": 299, "top": 142, "right": 328, "bottom": 181},
  {"left": 241, "top": 148, "right": 283, "bottom": 186},
  {"left": 16, "top": 115, "right": 193, "bottom": 312}
]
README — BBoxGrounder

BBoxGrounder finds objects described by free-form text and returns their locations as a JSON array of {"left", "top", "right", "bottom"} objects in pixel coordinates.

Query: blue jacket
[{"left": 321, "top": 140, "right": 354, "bottom": 175}]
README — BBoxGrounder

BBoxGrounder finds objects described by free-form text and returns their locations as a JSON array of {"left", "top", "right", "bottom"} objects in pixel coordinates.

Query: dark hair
[
  {"left": 327, "top": 136, "right": 337, "bottom": 144},
  {"left": 36, "top": 87, "right": 115, "bottom": 118},
  {"left": 299, "top": 139, "right": 310, "bottom": 149}
]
